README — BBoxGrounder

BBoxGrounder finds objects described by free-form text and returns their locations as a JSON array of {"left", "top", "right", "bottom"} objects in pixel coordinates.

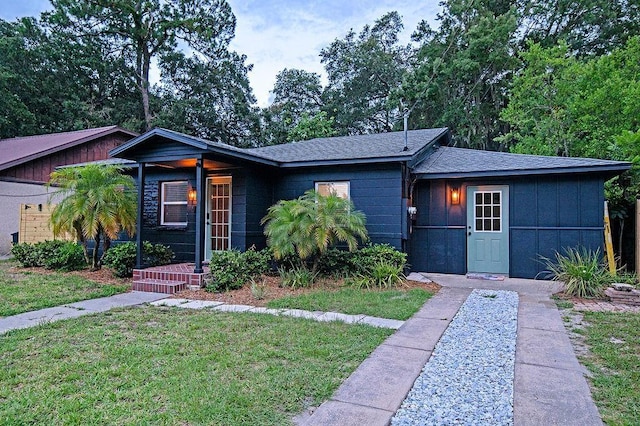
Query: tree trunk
[
  {"left": 100, "top": 237, "right": 112, "bottom": 266},
  {"left": 92, "top": 231, "right": 101, "bottom": 270},
  {"left": 74, "top": 221, "right": 90, "bottom": 265},
  {"left": 141, "top": 51, "right": 152, "bottom": 130}
]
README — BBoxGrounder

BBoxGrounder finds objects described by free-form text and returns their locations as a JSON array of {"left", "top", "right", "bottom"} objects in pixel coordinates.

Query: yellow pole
[{"left": 604, "top": 201, "right": 616, "bottom": 274}]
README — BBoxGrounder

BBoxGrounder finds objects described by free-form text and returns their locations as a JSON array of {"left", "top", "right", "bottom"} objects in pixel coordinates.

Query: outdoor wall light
[
  {"left": 450, "top": 186, "right": 460, "bottom": 205},
  {"left": 188, "top": 188, "right": 197, "bottom": 205}
]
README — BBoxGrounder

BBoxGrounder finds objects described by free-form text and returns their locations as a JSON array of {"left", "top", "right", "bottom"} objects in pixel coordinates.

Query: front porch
[{"left": 132, "top": 263, "right": 209, "bottom": 294}]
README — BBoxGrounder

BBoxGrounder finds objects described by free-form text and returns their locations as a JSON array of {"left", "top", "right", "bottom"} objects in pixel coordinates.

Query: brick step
[
  {"left": 605, "top": 288, "right": 640, "bottom": 306},
  {"left": 133, "top": 278, "right": 187, "bottom": 294}
]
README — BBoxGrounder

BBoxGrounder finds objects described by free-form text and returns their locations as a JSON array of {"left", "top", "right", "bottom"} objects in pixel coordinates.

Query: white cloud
[{"left": 228, "top": 0, "right": 441, "bottom": 107}]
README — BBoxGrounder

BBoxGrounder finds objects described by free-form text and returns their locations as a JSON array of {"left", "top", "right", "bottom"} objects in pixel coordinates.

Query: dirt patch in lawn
[{"left": 173, "top": 276, "right": 441, "bottom": 307}]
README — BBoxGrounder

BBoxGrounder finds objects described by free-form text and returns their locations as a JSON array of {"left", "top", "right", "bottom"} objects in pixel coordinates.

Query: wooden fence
[{"left": 18, "top": 204, "right": 71, "bottom": 244}]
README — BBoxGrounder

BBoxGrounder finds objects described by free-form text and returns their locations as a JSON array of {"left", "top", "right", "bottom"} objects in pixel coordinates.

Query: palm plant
[
  {"left": 48, "top": 164, "right": 137, "bottom": 269},
  {"left": 261, "top": 190, "right": 368, "bottom": 271}
]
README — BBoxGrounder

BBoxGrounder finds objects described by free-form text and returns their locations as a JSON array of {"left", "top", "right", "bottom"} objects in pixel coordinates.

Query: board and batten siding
[
  {"left": 274, "top": 164, "right": 405, "bottom": 249},
  {"left": 410, "top": 174, "right": 606, "bottom": 278},
  {"left": 136, "top": 166, "right": 274, "bottom": 262}
]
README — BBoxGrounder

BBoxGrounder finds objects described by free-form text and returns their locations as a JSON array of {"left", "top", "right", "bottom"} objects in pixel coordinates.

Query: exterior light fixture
[
  {"left": 188, "top": 188, "right": 197, "bottom": 205},
  {"left": 450, "top": 186, "right": 460, "bottom": 205}
]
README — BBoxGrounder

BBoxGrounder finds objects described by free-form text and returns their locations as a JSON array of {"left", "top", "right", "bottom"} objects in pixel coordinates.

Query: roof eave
[
  {"left": 110, "top": 128, "right": 280, "bottom": 167},
  {"left": 407, "top": 128, "right": 450, "bottom": 168},
  {"left": 414, "top": 164, "right": 632, "bottom": 180},
  {"left": 277, "top": 155, "right": 414, "bottom": 168},
  {"left": 0, "top": 126, "right": 138, "bottom": 172}
]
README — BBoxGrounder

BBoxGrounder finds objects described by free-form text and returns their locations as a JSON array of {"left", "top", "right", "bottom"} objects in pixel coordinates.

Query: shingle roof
[
  {"left": 248, "top": 128, "right": 449, "bottom": 165},
  {"left": 110, "top": 127, "right": 450, "bottom": 167},
  {"left": 0, "top": 126, "right": 138, "bottom": 171},
  {"left": 413, "top": 146, "right": 631, "bottom": 178}
]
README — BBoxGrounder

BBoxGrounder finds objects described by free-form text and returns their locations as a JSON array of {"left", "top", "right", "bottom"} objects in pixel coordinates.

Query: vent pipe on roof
[{"left": 403, "top": 108, "right": 409, "bottom": 151}]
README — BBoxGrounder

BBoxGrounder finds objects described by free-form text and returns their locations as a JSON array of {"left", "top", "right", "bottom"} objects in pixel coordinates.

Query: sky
[{"left": 0, "top": 0, "right": 441, "bottom": 107}]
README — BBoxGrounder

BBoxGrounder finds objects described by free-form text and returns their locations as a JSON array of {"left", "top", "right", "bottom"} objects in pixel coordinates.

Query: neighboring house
[
  {"left": 0, "top": 126, "right": 138, "bottom": 255},
  {"left": 110, "top": 127, "right": 630, "bottom": 279}
]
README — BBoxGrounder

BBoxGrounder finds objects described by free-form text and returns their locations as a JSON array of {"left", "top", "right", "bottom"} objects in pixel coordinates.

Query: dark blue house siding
[
  {"left": 410, "top": 174, "right": 606, "bottom": 278},
  {"left": 139, "top": 168, "right": 197, "bottom": 262},
  {"left": 230, "top": 168, "right": 273, "bottom": 251},
  {"left": 274, "top": 164, "right": 405, "bottom": 249}
]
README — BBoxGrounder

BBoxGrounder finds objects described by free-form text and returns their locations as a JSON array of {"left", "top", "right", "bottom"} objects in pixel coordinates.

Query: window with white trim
[
  {"left": 474, "top": 190, "right": 501, "bottom": 232},
  {"left": 315, "top": 181, "right": 350, "bottom": 199},
  {"left": 160, "top": 181, "right": 188, "bottom": 226}
]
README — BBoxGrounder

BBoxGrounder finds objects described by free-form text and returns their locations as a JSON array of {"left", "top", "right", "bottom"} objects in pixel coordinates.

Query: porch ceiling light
[{"left": 450, "top": 186, "right": 460, "bottom": 205}]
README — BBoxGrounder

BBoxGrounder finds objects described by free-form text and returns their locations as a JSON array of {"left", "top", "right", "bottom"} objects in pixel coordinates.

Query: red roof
[{"left": 0, "top": 126, "right": 138, "bottom": 172}]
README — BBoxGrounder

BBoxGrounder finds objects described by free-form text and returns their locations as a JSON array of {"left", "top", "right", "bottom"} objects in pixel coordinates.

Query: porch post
[
  {"left": 194, "top": 158, "right": 206, "bottom": 273},
  {"left": 135, "top": 163, "right": 145, "bottom": 269}
]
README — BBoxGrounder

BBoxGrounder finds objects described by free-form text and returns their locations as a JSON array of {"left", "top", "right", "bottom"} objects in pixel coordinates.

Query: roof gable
[
  {"left": 413, "top": 146, "right": 631, "bottom": 178},
  {"left": 0, "top": 126, "right": 137, "bottom": 172}
]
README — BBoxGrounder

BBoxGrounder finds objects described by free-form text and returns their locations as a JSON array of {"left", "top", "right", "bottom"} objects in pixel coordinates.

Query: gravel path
[{"left": 392, "top": 289, "right": 519, "bottom": 426}]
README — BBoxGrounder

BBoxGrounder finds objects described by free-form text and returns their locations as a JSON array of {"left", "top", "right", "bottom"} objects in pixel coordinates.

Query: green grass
[
  {"left": 267, "top": 287, "right": 433, "bottom": 320},
  {"left": 0, "top": 260, "right": 129, "bottom": 317},
  {"left": 0, "top": 307, "right": 392, "bottom": 425},
  {"left": 579, "top": 311, "right": 640, "bottom": 425}
]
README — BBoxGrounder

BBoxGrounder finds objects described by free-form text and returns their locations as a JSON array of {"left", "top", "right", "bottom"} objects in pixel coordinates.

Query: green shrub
[
  {"left": 102, "top": 242, "right": 137, "bottom": 278},
  {"left": 349, "top": 262, "right": 405, "bottom": 289},
  {"left": 102, "top": 241, "right": 174, "bottom": 278},
  {"left": 279, "top": 265, "right": 317, "bottom": 289},
  {"left": 11, "top": 240, "right": 85, "bottom": 271},
  {"left": 542, "top": 247, "right": 607, "bottom": 298},
  {"left": 316, "top": 249, "right": 355, "bottom": 277},
  {"left": 206, "top": 248, "right": 272, "bottom": 292},
  {"left": 11, "top": 242, "right": 41, "bottom": 267},
  {"left": 43, "top": 242, "right": 86, "bottom": 271},
  {"left": 354, "top": 244, "right": 407, "bottom": 274}
]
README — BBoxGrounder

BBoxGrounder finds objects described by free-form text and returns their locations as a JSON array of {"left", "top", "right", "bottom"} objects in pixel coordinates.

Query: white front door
[{"left": 205, "top": 176, "right": 232, "bottom": 260}]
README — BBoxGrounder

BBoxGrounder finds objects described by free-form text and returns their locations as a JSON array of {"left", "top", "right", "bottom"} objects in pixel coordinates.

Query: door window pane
[{"left": 473, "top": 190, "right": 502, "bottom": 232}]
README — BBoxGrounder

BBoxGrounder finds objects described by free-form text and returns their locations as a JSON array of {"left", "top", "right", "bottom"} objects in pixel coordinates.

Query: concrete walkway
[
  {"left": 302, "top": 273, "right": 603, "bottom": 426},
  {"left": 0, "top": 291, "right": 168, "bottom": 334}
]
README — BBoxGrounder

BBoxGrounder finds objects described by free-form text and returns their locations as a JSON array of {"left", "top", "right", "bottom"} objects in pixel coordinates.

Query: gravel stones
[{"left": 392, "top": 289, "right": 519, "bottom": 426}]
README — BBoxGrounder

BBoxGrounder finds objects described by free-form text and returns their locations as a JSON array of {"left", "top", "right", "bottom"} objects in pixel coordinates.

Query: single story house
[
  {"left": 0, "top": 126, "right": 137, "bottom": 254},
  {"left": 110, "top": 127, "right": 630, "bottom": 279}
]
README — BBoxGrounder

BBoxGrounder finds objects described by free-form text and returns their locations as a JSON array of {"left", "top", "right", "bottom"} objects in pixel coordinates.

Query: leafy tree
[
  {"left": 398, "top": 0, "right": 518, "bottom": 150},
  {"left": 48, "top": 165, "right": 137, "bottom": 269},
  {"left": 321, "top": 11, "right": 412, "bottom": 135},
  {"left": 0, "top": 17, "right": 139, "bottom": 138},
  {"left": 287, "top": 112, "right": 335, "bottom": 142},
  {"left": 518, "top": 0, "right": 640, "bottom": 56},
  {"left": 261, "top": 68, "right": 324, "bottom": 145},
  {"left": 261, "top": 190, "right": 368, "bottom": 271},
  {"left": 48, "top": 0, "right": 238, "bottom": 130},
  {"left": 155, "top": 51, "right": 260, "bottom": 147}
]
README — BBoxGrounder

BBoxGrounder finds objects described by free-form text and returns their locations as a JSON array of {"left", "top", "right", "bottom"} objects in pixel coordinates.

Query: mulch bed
[{"left": 173, "top": 276, "right": 441, "bottom": 307}]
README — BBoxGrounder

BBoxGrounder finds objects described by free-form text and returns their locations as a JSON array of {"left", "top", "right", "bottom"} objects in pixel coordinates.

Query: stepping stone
[
  {"left": 406, "top": 272, "right": 432, "bottom": 283},
  {"left": 316, "top": 312, "right": 365, "bottom": 324},
  {"left": 281, "top": 309, "right": 322, "bottom": 320},
  {"left": 360, "top": 316, "right": 404, "bottom": 329},
  {"left": 249, "top": 307, "right": 284, "bottom": 315},
  {"left": 181, "top": 300, "right": 224, "bottom": 309},
  {"left": 212, "top": 304, "right": 254, "bottom": 312},
  {"left": 150, "top": 298, "right": 190, "bottom": 307}
]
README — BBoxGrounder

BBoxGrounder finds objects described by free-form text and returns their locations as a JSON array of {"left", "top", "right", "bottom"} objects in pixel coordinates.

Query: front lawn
[
  {"left": 577, "top": 311, "right": 640, "bottom": 425},
  {"left": 267, "top": 287, "right": 434, "bottom": 320},
  {"left": 0, "top": 260, "right": 129, "bottom": 317},
  {"left": 0, "top": 307, "right": 392, "bottom": 424}
]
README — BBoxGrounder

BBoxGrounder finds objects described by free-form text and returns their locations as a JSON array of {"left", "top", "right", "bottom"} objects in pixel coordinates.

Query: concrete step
[{"left": 132, "top": 278, "right": 187, "bottom": 294}]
